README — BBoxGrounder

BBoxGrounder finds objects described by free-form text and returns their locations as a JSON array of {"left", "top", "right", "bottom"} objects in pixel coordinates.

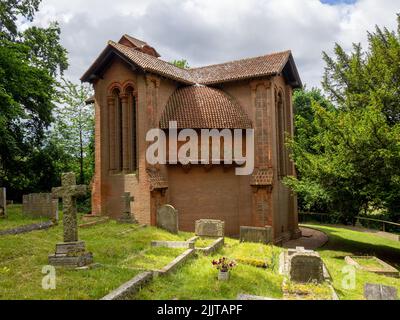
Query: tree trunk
[{"left": 79, "top": 130, "right": 84, "bottom": 185}]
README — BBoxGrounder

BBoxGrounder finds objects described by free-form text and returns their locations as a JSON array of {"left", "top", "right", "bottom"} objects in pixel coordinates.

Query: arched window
[
  {"left": 255, "top": 85, "right": 268, "bottom": 166},
  {"left": 126, "top": 86, "right": 138, "bottom": 172},
  {"left": 116, "top": 90, "right": 123, "bottom": 171},
  {"left": 276, "top": 91, "right": 287, "bottom": 179},
  {"left": 109, "top": 84, "right": 137, "bottom": 174},
  {"left": 109, "top": 88, "right": 122, "bottom": 172}
]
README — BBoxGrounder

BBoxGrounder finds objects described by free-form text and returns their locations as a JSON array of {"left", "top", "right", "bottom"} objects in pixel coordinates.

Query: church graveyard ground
[
  {"left": 0, "top": 209, "right": 194, "bottom": 300},
  {"left": 1, "top": 205, "right": 400, "bottom": 299},
  {"left": 0, "top": 204, "right": 52, "bottom": 232}
]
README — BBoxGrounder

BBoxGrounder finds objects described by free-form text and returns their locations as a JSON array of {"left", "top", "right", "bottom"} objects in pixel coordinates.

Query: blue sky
[{"left": 32, "top": 0, "right": 399, "bottom": 88}]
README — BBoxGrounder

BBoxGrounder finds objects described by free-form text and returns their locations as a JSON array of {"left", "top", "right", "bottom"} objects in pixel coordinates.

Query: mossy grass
[
  {"left": 0, "top": 207, "right": 191, "bottom": 300},
  {"left": 134, "top": 238, "right": 285, "bottom": 300},
  {"left": 303, "top": 224, "right": 400, "bottom": 300},
  {"left": 0, "top": 205, "right": 50, "bottom": 231}
]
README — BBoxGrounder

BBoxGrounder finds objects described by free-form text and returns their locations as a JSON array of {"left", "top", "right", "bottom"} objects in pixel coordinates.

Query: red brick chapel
[{"left": 81, "top": 34, "right": 302, "bottom": 243}]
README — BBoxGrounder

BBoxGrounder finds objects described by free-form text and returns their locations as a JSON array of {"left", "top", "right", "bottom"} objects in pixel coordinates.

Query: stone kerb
[
  {"left": 151, "top": 240, "right": 195, "bottom": 249},
  {"left": 154, "top": 249, "right": 196, "bottom": 276},
  {"left": 196, "top": 237, "right": 225, "bottom": 256},
  {"left": 101, "top": 272, "right": 154, "bottom": 300}
]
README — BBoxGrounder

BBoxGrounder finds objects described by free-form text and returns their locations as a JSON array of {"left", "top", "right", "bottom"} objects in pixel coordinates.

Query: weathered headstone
[
  {"left": 195, "top": 219, "right": 225, "bottom": 238},
  {"left": 364, "top": 283, "right": 398, "bottom": 300},
  {"left": 118, "top": 192, "right": 137, "bottom": 224},
  {"left": 22, "top": 193, "right": 59, "bottom": 221},
  {"left": 280, "top": 247, "right": 325, "bottom": 284},
  {"left": 288, "top": 250, "right": 325, "bottom": 283},
  {"left": 48, "top": 173, "right": 93, "bottom": 267},
  {"left": 157, "top": 205, "right": 178, "bottom": 234},
  {"left": 0, "top": 187, "right": 6, "bottom": 218},
  {"left": 240, "top": 226, "right": 272, "bottom": 244}
]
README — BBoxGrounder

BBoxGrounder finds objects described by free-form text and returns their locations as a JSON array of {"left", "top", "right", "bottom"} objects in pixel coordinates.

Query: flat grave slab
[
  {"left": 345, "top": 256, "right": 399, "bottom": 278},
  {"left": 364, "top": 283, "right": 398, "bottom": 300}
]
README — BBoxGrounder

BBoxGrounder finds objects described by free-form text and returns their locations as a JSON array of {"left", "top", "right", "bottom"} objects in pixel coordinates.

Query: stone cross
[
  {"left": 119, "top": 192, "right": 137, "bottom": 224},
  {"left": 52, "top": 173, "right": 87, "bottom": 243},
  {"left": 123, "top": 192, "right": 134, "bottom": 214}
]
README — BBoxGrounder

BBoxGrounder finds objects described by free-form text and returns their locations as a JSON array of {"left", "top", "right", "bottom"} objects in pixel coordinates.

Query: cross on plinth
[
  {"left": 49, "top": 172, "right": 93, "bottom": 268},
  {"left": 119, "top": 192, "right": 137, "bottom": 224},
  {"left": 52, "top": 172, "right": 87, "bottom": 243}
]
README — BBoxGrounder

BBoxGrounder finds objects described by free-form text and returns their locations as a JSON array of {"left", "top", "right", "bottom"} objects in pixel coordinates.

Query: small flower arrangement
[{"left": 212, "top": 257, "right": 237, "bottom": 273}]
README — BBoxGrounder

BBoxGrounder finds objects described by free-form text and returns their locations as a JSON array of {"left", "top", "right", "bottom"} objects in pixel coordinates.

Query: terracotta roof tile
[
  {"left": 82, "top": 36, "right": 301, "bottom": 88},
  {"left": 160, "top": 86, "right": 252, "bottom": 129},
  {"left": 109, "top": 41, "right": 194, "bottom": 84},
  {"left": 251, "top": 168, "right": 274, "bottom": 186},
  {"left": 122, "top": 34, "right": 148, "bottom": 49},
  {"left": 121, "top": 35, "right": 161, "bottom": 57},
  {"left": 190, "top": 51, "right": 291, "bottom": 85},
  {"left": 105, "top": 42, "right": 292, "bottom": 86}
]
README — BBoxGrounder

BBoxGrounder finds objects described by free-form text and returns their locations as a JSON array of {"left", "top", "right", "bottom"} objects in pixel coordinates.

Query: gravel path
[{"left": 283, "top": 227, "right": 328, "bottom": 250}]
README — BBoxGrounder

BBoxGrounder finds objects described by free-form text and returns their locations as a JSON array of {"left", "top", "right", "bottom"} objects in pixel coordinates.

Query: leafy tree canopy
[
  {"left": 287, "top": 15, "right": 400, "bottom": 223},
  {"left": 0, "top": 0, "right": 68, "bottom": 197},
  {"left": 322, "top": 14, "right": 400, "bottom": 124},
  {"left": 171, "top": 59, "right": 190, "bottom": 69}
]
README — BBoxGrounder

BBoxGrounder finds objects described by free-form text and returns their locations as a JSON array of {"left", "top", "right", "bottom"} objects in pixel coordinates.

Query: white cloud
[{"left": 33, "top": 0, "right": 399, "bottom": 88}]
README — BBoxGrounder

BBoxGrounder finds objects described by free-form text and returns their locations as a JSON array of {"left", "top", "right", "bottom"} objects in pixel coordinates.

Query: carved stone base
[
  {"left": 118, "top": 213, "right": 138, "bottom": 224},
  {"left": 48, "top": 241, "right": 93, "bottom": 268}
]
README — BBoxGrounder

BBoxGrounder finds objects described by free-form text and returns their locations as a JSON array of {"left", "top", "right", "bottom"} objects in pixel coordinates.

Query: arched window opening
[
  {"left": 126, "top": 86, "right": 138, "bottom": 172},
  {"left": 109, "top": 88, "right": 122, "bottom": 172},
  {"left": 276, "top": 91, "right": 287, "bottom": 179},
  {"left": 117, "top": 93, "right": 123, "bottom": 171},
  {"left": 255, "top": 85, "right": 268, "bottom": 166}
]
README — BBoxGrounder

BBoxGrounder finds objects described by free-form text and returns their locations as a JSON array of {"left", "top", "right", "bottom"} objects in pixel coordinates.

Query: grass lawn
[
  {"left": 195, "top": 237, "right": 219, "bottom": 248},
  {"left": 2, "top": 205, "right": 399, "bottom": 300},
  {"left": 0, "top": 205, "right": 50, "bottom": 231},
  {"left": 303, "top": 224, "right": 400, "bottom": 300},
  {"left": 353, "top": 257, "right": 385, "bottom": 269},
  {"left": 0, "top": 207, "right": 192, "bottom": 300},
  {"left": 135, "top": 240, "right": 286, "bottom": 300}
]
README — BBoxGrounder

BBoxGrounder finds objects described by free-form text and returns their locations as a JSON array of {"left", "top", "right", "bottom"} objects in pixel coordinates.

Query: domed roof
[{"left": 160, "top": 86, "right": 252, "bottom": 129}]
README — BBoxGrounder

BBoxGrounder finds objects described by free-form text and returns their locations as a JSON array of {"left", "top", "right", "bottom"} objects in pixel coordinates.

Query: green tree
[
  {"left": 171, "top": 59, "right": 190, "bottom": 69},
  {"left": 0, "top": 0, "right": 68, "bottom": 198},
  {"left": 0, "top": 0, "right": 40, "bottom": 39},
  {"left": 54, "top": 79, "right": 94, "bottom": 185},
  {"left": 322, "top": 14, "right": 400, "bottom": 124},
  {"left": 286, "top": 16, "right": 400, "bottom": 223}
]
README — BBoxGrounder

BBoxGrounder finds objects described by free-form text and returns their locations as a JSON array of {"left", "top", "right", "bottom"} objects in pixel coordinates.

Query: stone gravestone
[
  {"left": 0, "top": 188, "right": 6, "bottom": 219},
  {"left": 157, "top": 204, "right": 178, "bottom": 234},
  {"left": 118, "top": 192, "right": 138, "bottom": 224},
  {"left": 240, "top": 226, "right": 272, "bottom": 244},
  {"left": 288, "top": 248, "right": 325, "bottom": 283},
  {"left": 195, "top": 219, "right": 225, "bottom": 238},
  {"left": 280, "top": 247, "right": 325, "bottom": 284},
  {"left": 364, "top": 283, "right": 398, "bottom": 300},
  {"left": 48, "top": 173, "right": 93, "bottom": 267},
  {"left": 22, "top": 193, "right": 59, "bottom": 221}
]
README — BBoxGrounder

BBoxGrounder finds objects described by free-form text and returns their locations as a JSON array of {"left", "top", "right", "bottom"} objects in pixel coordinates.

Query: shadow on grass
[{"left": 313, "top": 225, "right": 400, "bottom": 269}]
